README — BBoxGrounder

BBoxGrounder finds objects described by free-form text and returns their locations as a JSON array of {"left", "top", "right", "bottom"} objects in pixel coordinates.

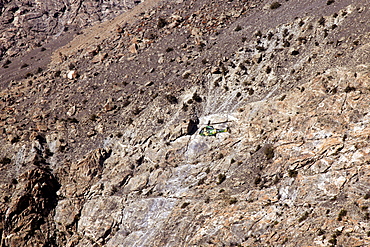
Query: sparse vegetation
[
  {"left": 344, "top": 86, "right": 356, "bottom": 93},
  {"left": 197, "top": 177, "right": 206, "bottom": 186},
  {"left": 337, "top": 209, "right": 347, "bottom": 221},
  {"left": 2, "top": 59, "right": 11, "bottom": 68},
  {"left": 364, "top": 192, "right": 370, "bottom": 199},
  {"left": 10, "top": 135, "right": 20, "bottom": 144},
  {"left": 122, "top": 100, "right": 131, "bottom": 107},
  {"left": 25, "top": 72, "right": 33, "bottom": 78},
  {"left": 234, "top": 25, "right": 242, "bottom": 32},
  {"left": 229, "top": 197, "right": 238, "bottom": 204},
  {"left": 180, "top": 202, "right": 190, "bottom": 209},
  {"left": 318, "top": 16, "right": 326, "bottom": 26},
  {"left": 68, "top": 63, "right": 76, "bottom": 70},
  {"left": 327, "top": 0, "right": 335, "bottom": 5},
  {"left": 291, "top": 50, "right": 299, "bottom": 55},
  {"left": 254, "top": 176, "right": 262, "bottom": 185},
  {"left": 166, "top": 95, "right": 178, "bottom": 104},
  {"left": 132, "top": 107, "right": 142, "bottom": 115},
  {"left": 217, "top": 173, "right": 226, "bottom": 184},
  {"left": 0, "top": 157, "right": 11, "bottom": 165},
  {"left": 54, "top": 70, "right": 61, "bottom": 77},
  {"left": 328, "top": 237, "right": 337, "bottom": 245},
  {"left": 89, "top": 114, "right": 98, "bottom": 121},
  {"left": 270, "top": 2, "right": 281, "bottom": 10},
  {"left": 329, "top": 230, "right": 341, "bottom": 246},
  {"left": 283, "top": 40, "right": 290, "bottom": 47},
  {"left": 157, "top": 17, "right": 167, "bottom": 28},
  {"left": 288, "top": 169, "right": 298, "bottom": 178},
  {"left": 266, "top": 66, "right": 271, "bottom": 74},
  {"left": 255, "top": 30, "right": 262, "bottom": 37},
  {"left": 298, "top": 211, "right": 309, "bottom": 222},
  {"left": 66, "top": 117, "right": 79, "bottom": 123},
  {"left": 20, "top": 63, "right": 29, "bottom": 68},
  {"left": 318, "top": 229, "right": 325, "bottom": 236},
  {"left": 192, "top": 92, "right": 202, "bottom": 103},
  {"left": 182, "top": 103, "right": 189, "bottom": 111},
  {"left": 264, "top": 145, "right": 274, "bottom": 160},
  {"left": 256, "top": 45, "right": 266, "bottom": 51},
  {"left": 279, "top": 94, "right": 286, "bottom": 101},
  {"left": 267, "top": 32, "right": 274, "bottom": 40},
  {"left": 365, "top": 212, "right": 370, "bottom": 220}
]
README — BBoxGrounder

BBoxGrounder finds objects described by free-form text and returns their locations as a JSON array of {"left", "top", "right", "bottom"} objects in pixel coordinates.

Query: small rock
[
  {"left": 67, "top": 106, "right": 76, "bottom": 116},
  {"left": 91, "top": 53, "right": 107, "bottom": 63},
  {"left": 290, "top": 49, "right": 300, "bottom": 55},
  {"left": 7, "top": 133, "right": 19, "bottom": 143},
  {"left": 145, "top": 81, "right": 154, "bottom": 86},
  {"left": 116, "top": 25, "right": 124, "bottom": 33},
  {"left": 158, "top": 56, "right": 165, "bottom": 64},
  {"left": 43, "top": 87, "right": 51, "bottom": 94},
  {"left": 6, "top": 117, "right": 17, "bottom": 124},
  {"left": 211, "top": 66, "right": 221, "bottom": 74},
  {"left": 103, "top": 100, "right": 115, "bottom": 112},
  {"left": 129, "top": 43, "right": 138, "bottom": 54},
  {"left": 95, "top": 124, "right": 104, "bottom": 134},
  {"left": 35, "top": 123, "right": 47, "bottom": 131},
  {"left": 67, "top": 70, "right": 78, "bottom": 80},
  {"left": 182, "top": 70, "right": 191, "bottom": 79},
  {"left": 252, "top": 53, "right": 262, "bottom": 64},
  {"left": 87, "top": 130, "right": 96, "bottom": 137}
]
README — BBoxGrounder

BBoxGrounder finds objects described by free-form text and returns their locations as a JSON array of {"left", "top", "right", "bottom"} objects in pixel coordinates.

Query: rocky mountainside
[{"left": 1, "top": 0, "right": 370, "bottom": 246}]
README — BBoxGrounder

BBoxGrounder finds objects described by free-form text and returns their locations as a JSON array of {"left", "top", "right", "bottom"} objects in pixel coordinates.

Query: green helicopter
[{"left": 199, "top": 121, "right": 230, "bottom": 136}]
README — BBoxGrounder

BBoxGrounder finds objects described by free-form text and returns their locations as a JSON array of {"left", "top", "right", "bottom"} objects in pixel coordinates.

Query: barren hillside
[{"left": 1, "top": 0, "right": 370, "bottom": 246}]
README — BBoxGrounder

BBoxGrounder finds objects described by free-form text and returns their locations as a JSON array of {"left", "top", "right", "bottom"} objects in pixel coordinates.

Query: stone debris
[
  {"left": 128, "top": 43, "right": 138, "bottom": 54},
  {"left": 67, "top": 70, "right": 78, "bottom": 80}
]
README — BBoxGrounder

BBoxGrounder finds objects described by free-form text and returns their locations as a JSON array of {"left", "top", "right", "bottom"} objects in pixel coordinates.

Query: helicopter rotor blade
[{"left": 207, "top": 120, "right": 233, "bottom": 125}]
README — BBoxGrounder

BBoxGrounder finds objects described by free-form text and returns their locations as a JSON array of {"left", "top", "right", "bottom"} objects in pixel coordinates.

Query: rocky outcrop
[
  {"left": 1, "top": 166, "right": 59, "bottom": 246},
  {"left": 1, "top": 0, "right": 370, "bottom": 246},
  {"left": 0, "top": 0, "right": 144, "bottom": 85},
  {"left": 0, "top": 0, "right": 143, "bottom": 59}
]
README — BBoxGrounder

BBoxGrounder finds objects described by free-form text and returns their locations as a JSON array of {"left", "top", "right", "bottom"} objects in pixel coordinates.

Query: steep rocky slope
[
  {"left": 1, "top": 0, "right": 370, "bottom": 246},
  {"left": 0, "top": 0, "right": 143, "bottom": 84}
]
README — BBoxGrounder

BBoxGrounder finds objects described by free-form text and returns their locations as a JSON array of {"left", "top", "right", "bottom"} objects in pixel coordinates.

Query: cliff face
[{"left": 1, "top": 0, "right": 370, "bottom": 246}]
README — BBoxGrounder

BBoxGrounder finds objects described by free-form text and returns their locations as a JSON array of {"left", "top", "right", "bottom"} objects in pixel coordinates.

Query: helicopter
[{"left": 199, "top": 120, "right": 231, "bottom": 136}]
